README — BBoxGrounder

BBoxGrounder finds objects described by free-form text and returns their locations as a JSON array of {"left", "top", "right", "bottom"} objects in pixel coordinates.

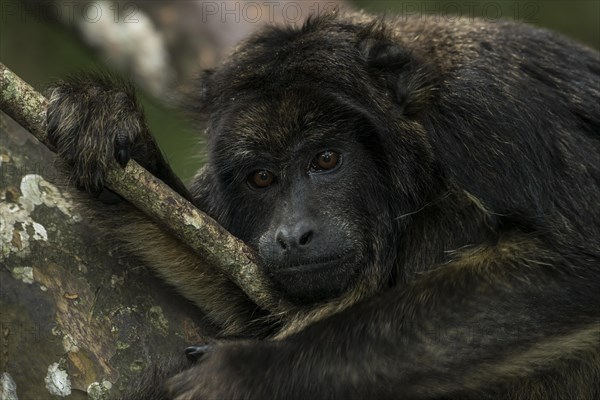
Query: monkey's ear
[{"left": 358, "top": 26, "right": 437, "bottom": 115}]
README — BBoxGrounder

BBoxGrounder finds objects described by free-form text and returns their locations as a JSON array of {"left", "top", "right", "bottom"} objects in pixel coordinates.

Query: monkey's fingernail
[
  {"left": 115, "top": 148, "right": 130, "bottom": 168},
  {"left": 184, "top": 345, "right": 213, "bottom": 362},
  {"left": 115, "top": 131, "right": 131, "bottom": 168}
]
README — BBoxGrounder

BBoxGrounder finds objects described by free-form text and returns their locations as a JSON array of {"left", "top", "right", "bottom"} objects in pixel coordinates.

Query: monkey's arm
[
  {"left": 169, "top": 234, "right": 600, "bottom": 399},
  {"left": 47, "top": 74, "right": 266, "bottom": 336}
]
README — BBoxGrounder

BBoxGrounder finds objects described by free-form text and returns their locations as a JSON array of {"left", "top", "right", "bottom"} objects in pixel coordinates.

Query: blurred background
[{"left": 1, "top": 0, "right": 598, "bottom": 182}]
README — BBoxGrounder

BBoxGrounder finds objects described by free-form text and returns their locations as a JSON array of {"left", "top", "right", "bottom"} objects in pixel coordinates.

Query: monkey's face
[
  {"left": 207, "top": 90, "right": 398, "bottom": 304},
  {"left": 197, "top": 20, "right": 437, "bottom": 305}
]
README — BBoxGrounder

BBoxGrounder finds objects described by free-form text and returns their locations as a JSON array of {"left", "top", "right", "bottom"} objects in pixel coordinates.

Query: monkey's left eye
[
  {"left": 310, "top": 150, "right": 340, "bottom": 172},
  {"left": 248, "top": 170, "right": 275, "bottom": 188}
]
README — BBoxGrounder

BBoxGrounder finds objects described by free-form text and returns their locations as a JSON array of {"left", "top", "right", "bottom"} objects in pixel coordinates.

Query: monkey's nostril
[
  {"left": 299, "top": 231, "right": 313, "bottom": 246},
  {"left": 277, "top": 238, "right": 287, "bottom": 250}
]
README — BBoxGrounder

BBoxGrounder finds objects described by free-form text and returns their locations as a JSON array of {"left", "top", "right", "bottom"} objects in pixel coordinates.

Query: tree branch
[{"left": 0, "top": 62, "right": 287, "bottom": 316}]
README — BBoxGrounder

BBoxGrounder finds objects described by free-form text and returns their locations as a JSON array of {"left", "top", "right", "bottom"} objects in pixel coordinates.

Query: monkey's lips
[
  {"left": 281, "top": 254, "right": 348, "bottom": 272},
  {"left": 267, "top": 253, "right": 359, "bottom": 304}
]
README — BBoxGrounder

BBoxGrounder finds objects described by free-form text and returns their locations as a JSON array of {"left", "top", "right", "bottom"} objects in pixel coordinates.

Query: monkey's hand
[
  {"left": 168, "top": 342, "right": 278, "bottom": 400},
  {"left": 46, "top": 74, "right": 167, "bottom": 194}
]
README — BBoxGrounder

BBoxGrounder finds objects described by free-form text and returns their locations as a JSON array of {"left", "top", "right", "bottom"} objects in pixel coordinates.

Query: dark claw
[
  {"left": 115, "top": 132, "right": 131, "bottom": 167},
  {"left": 115, "top": 148, "right": 130, "bottom": 168},
  {"left": 184, "top": 344, "right": 214, "bottom": 362}
]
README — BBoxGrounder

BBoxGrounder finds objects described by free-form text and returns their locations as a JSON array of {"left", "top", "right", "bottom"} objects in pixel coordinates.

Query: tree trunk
[{"left": 1, "top": 112, "right": 207, "bottom": 399}]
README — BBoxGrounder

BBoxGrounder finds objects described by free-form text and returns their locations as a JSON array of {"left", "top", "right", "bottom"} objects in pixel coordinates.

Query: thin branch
[{"left": 0, "top": 62, "right": 287, "bottom": 315}]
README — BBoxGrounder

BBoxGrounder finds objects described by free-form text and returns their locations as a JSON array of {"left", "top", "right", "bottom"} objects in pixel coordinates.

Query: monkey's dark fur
[{"left": 46, "top": 11, "right": 599, "bottom": 400}]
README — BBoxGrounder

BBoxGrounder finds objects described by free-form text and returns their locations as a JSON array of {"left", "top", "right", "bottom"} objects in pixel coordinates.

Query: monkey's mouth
[
  {"left": 267, "top": 252, "right": 359, "bottom": 304},
  {"left": 281, "top": 254, "right": 349, "bottom": 272}
]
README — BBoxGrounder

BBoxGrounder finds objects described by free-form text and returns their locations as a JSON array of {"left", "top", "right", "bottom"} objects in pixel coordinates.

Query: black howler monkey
[{"left": 46, "top": 11, "right": 599, "bottom": 400}]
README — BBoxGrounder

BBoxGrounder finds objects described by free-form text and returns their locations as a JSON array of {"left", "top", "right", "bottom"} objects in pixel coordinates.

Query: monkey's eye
[
  {"left": 248, "top": 170, "right": 275, "bottom": 188},
  {"left": 310, "top": 150, "right": 340, "bottom": 172}
]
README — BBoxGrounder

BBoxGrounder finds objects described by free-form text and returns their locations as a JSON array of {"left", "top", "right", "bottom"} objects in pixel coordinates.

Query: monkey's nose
[{"left": 275, "top": 222, "right": 315, "bottom": 250}]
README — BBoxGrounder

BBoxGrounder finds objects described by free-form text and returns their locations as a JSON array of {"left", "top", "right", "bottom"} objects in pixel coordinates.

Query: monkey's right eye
[{"left": 248, "top": 170, "right": 275, "bottom": 188}]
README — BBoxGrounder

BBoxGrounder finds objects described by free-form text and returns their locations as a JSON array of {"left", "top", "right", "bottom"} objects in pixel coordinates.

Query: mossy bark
[{"left": 1, "top": 113, "right": 212, "bottom": 399}]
